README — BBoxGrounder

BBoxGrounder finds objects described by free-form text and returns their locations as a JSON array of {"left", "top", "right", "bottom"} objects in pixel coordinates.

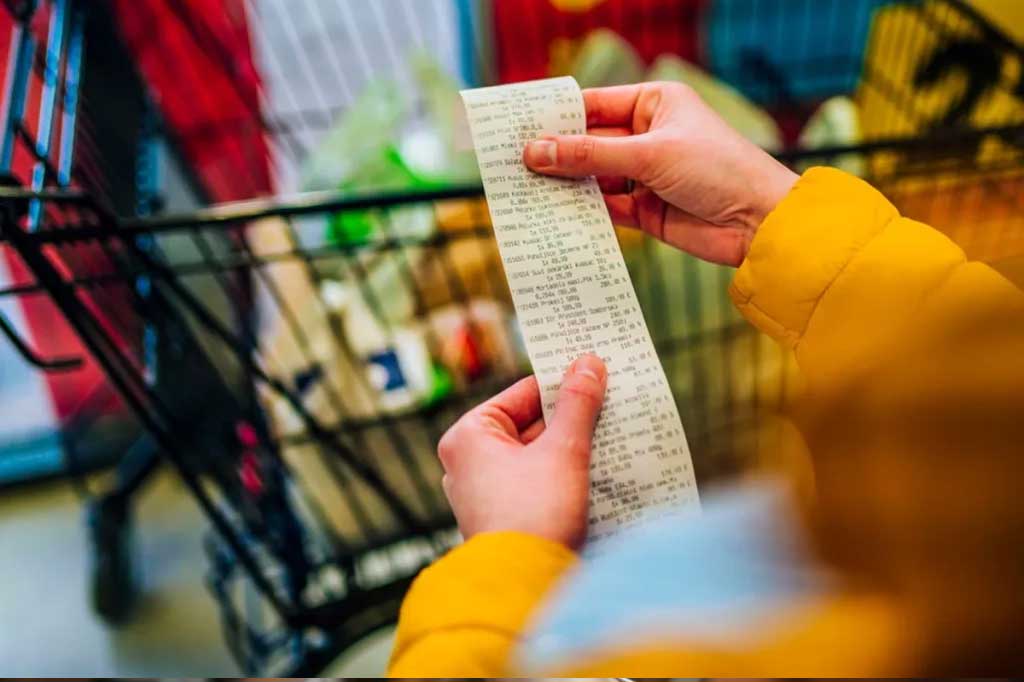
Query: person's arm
[
  {"left": 519, "top": 84, "right": 1024, "bottom": 674},
  {"left": 391, "top": 81, "right": 1024, "bottom": 676},
  {"left": 729, "top": 165, "right": 1024, "bottom": 384},
  {"left": 387, "top": 357, "right": 607, "bottom": 677},
  {"left": 728, "top": 171, "right": 1024, "bottom": 675},
  {"left": 519, "top": 81, "right": 1023, "bottom": 389},
  {"left": 388, "top": 531, "right": 576, "bottom": 676},
  {"left": 497, "top": 166, "right": 1024, "bottom": 678}
]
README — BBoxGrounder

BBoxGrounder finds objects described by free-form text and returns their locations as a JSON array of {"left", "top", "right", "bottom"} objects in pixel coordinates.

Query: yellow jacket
[{"left": 388, "top": 167, "right": 1024, "bottom": 676}]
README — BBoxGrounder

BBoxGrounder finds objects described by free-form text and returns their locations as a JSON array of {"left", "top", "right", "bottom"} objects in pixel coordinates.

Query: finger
[
  {"left": 597, "top": 176, "right": 631, "bottom": 195},
  {"left": 437, "top": 376, "right": 541, "bottom": 470},
  {"left": 520, "top": 418, "right": 546, "bottom": 445},
  {"left": 523, "top": 133, "right": 650, "bottom": 180},
  {"left": 481, "top": 375, "right": 542, "bottom": 426},
  {"left": 604, "top": 193, "right": 638, "bottom": 228},
  {"left": 574, "top": 129, "right": 631, "bottom": 194},
  {"left": 539, "top": 354, "right": 608, "bottom": 458},
  {"left": 661, "top": 207, "right": 753, "bottom": 266},
  {"left": 583, "top": 132, "right": 632, "bottom": 194},
  {"left": 605, "top": 186, "right": 676, "bottom": 242},
  {"left": 582, "top": 84, "right": 644, "bottom": 127},
  {"left": 588, "top": 126, "right": 632, "bottom": 138},
  {"left": 612, "top": 199, "right": 751, "bottom": 266},
  {"left": 469, "top": 375, "right": 543, "bottom": 436}
]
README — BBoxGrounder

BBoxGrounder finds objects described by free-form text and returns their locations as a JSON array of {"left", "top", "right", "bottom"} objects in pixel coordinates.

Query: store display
[
  {"left": 647, "top": 54, "right": 782, "bottom": 151},
  {"left": 567, "top": 28, "right": 645, "bottom": 88},
  {"left": 706, "top": 0, "right": 887, "bottom": 105},
  {"left": 797, "top": 95, "right": 865, "bottom": 176},
  {"left": 493, "top": 0, "right": 704, "bottom": 84}
]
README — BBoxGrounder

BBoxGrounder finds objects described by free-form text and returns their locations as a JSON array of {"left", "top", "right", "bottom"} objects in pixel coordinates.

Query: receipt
[{"left": 460, "top": 77, "right": 699, "bottom": 543}]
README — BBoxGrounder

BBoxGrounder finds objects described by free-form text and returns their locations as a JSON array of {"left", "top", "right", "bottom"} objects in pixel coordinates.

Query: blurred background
[{"left": 1, "top": 0, "right": 1022, "bottom": 676}]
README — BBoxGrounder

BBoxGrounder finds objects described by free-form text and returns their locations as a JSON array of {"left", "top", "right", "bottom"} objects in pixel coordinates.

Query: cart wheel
[{"left": 86, "top": 497, "right": 138, "bottom": 625}]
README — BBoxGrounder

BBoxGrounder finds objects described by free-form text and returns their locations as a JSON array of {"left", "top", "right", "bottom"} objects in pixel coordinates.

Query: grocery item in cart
[
  {"left": 564, "top": 28, "right": 645, "bottom": 88},
  {"left": 796, "top": 96, "right": 865, "bottom": 177},
  {"left": 301, "top": 55, "right": 479, "bottom": 245},
  {"left": 492, "top": 0, "right": 704, "bottom": 84},
  {"left": 260, "top": 283, "right": 523, "bottom": 540},
  {"left": 287, "top": 52, "right": 506, "bottom": 322},
  {"left": 298, "top": 76, "right": 434, "bottom": 246},
  {"left": 426, "top": 298, "right": 527, "bottom": 386},
  {"left": 250, "top": 217, "right": 381, "bottom": 425},
  {"left": 320, "top": 280, "right": 439, "bottom": 414}
]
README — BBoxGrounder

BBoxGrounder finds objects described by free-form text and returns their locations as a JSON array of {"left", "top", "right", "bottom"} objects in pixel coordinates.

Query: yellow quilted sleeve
[{"left": 388, "top": 531, "right": 576, "bottom": 677}]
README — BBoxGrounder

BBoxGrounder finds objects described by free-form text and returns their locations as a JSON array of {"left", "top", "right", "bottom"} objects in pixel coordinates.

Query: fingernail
[
  {"left": 525, "top": 139, "right": 557, "bottom": 168},
  {"left": 572, "top": 353, "right": 606, "bottom": 384}
]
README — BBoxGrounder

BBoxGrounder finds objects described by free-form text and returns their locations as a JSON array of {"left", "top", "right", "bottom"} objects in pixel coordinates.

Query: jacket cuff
[
  {"left": 729, "top": 166, "right": 900, "bottom": 346},
  {"left": 391, "top": 531, "right": 577, "bottom": 660}
]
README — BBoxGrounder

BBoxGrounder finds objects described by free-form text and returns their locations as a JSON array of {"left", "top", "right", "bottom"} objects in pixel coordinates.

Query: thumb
[
  {"left": 540, "top": 354, "right": 608, "bottom": 456},
  {"left": 524, "top": 134, "right": 649, "bottom": 180}
]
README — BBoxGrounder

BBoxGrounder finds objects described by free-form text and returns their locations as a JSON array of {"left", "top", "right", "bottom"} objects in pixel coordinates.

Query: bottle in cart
[{"left": 321, "top": 281, "right": 446, "bottom": 413}]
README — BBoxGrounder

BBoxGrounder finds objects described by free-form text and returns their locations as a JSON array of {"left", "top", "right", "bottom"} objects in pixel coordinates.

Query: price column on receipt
[{"left": 460, "top": 77, "right": 699, "bottom": 542}]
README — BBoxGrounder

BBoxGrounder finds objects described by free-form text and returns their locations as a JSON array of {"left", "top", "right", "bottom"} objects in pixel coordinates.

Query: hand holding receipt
[{"left": 459, "top": 77, "right": 699, "bottom": 544}]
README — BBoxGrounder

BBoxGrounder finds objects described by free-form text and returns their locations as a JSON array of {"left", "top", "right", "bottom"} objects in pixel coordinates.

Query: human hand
[
  {"left": 437, "top": 354, "right": 607, "bottom": 550},
  {"left": 523, "top": 82, "right": 798, "bottom": 266}
]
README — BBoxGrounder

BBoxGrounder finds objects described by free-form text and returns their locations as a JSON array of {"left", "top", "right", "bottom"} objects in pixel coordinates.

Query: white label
[{"left": 460, "top": 77, "right": 699, "bottom": 544}]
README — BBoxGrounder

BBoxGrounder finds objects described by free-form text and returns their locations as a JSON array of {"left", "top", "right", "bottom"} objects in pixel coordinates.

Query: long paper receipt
[{"left": 460, "top": 77, "right": 700, "bottom": 543}]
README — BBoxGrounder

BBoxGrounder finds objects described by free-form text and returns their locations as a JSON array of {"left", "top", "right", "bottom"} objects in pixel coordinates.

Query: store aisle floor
[{"left": 0, "top": 471, "right": 393, "bottom": 676}]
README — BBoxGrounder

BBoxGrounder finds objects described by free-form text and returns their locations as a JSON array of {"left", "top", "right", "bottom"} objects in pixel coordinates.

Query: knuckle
[
  {"left": 575, "top": 136, "right": 596, "bottom": 163},
  {"left": 632, "top": 131, "right": 675, "bottom": 185},
  {"left": 664, "top": 80, "right": 695, "bottom": 100},
  {"left": 561, "top": 376, "right": 604, "bottom": 410},
  {"left": 563, "top": 434, "right": 582, "bottom": 455},
  {"left": 561, "top": 433, "right": 593, "bottom": 461},
  {"left": 437, "top": 425, "right": 461, "bottom": 469},
  {"left": 630, "top": 139, "right": 654, "bottom": 174},
  {"left": 585, "top": 96, "right": 604, "bottom": 127}
]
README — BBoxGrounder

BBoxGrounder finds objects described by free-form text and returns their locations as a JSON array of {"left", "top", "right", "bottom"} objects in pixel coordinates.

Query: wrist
[
  {"left": 465, "top": 518, "right": 585, "bottom": 551},
  {"left": 753, "top": 161, "right": 799, "bottom": 226},
  {"left": 741, "top": 162, "right": 799, "bottom": 259}
]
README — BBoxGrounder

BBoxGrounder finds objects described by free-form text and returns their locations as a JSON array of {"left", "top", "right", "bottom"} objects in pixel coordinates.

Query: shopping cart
[{"left": 1, "top": 0, "right": 1022, "bottom": 675}]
